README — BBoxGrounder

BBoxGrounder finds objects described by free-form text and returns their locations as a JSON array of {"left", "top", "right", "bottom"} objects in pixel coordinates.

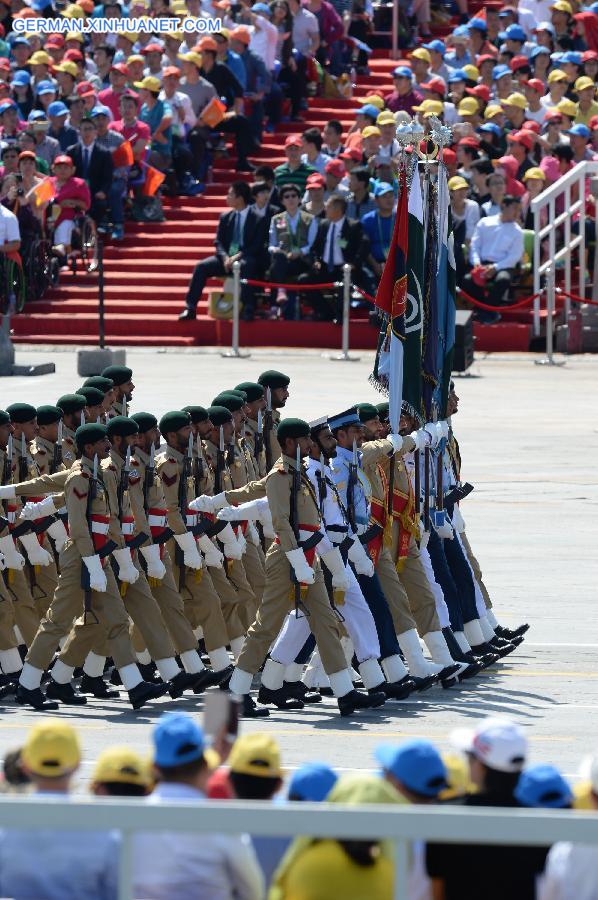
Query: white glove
[
  {"left": 174, "top": 530, "right": 203, "bottom": 569},
  {"left": 423, "top": 423, "right": 440, "bottom": 448},
  {"left": 259, "top": 506, "right": 275, "bottom": 540},
  {"left": 433, "top": 513, "right": 454, "bottom": 541},
  {"left": 451, "top": 505, "right": 466, "bottom": 534},
  {"left": 188, "top": 495, "right": 214, "bottom": 514},
  {"left": 0, "top": 485, "right": 15, "bottom": 500},
  {"left": 139, "top": 543, "right": 167, "bottom": 580},
  {"left": 19, "top": 496, "right": 58, "bottom": 520},
  {"left": 47, "top": 519, "right": 68, "bottom": 553},
  {"left": 347, "top": 537, "right": 375, "bottom": 577},
  {"left": 285, "top": 547, "right": 315, "bottom": 585},
  {"left": 0, "top": 554, "right": 5, "bottom": 572},
  {"left": 387, "top": 433, "right": 403, "bottom": 453},
  {"left": 19, "top": 532, "right": 53, "bottom": 567},
  {"left": 246, "top": 521, "right": 260, "bottom": 546},
  {"left": 0, "top": 535, "right": 25, "bottom": 570},
  {"left": 320, "top": 547, "right": 349, "bottom": 592},
  {"left": 112, "top": 547, "right": 140, "bottom": 584},
  {"left": 83, "top": 554, "right": 107, "bottom": 592},
  {"left": 410, "top": 429, "right": 430, "bottom": 452},
  {"left": 217, "top": 498, "right": 262, "bottom": 521},
  {"left": 215, "top": 522, "right": 243, "bottom": 560},
  {"left": 211, "top": 491, "right": 228, "bottom": 511},
  {"left": 197, "top": 533, "right": 224, "bottom": 568},
  {"left": 437, "top": 420, "right": 449, "bottom": 441},
  {"left": 235, "top": 528, "right": 247, "bottom": 556}
]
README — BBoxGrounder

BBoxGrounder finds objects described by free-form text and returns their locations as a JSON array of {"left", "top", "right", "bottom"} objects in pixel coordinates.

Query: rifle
[
  {"left": 414, "top": 448, "right": 421, "bottom": 530},
  {"left": 423, "top": 442, "right": 430, "bottom": 532},
  {"left": 436, "top": 440, "right": 444, "bottom": 523},
  {"left": 141, "top": 444, "right": 174, "bottom": 555},
  {"left": 289, "top": 444, "right": 303, "bottom": 615},
  {"left": 346, "top": 439, "right": 358, "bottom": 534},
  {"left": 193, "top": 433, "right": 204, "bottom": 495},
  {"left": 175, "top": 431, "right": 194, "bottom": 592},
  {"left": 264, "top": 387, "right": 273, "bottom": 470},
  {"left": 254, "top": 408, "right": 264, "bottom": 464},
  {"left": 117, "top": 445, "right": 131, "bottom": 523},
  {"left": 81, "top": 455, "right": 101, "bottom": 624},
  {"left": 51, "top": 420, "right": 63, "bottom": 475},
  {"left": 214, "top": 426, "right": 225, "bottom": 495},
  {"left": 1, "top": 435, "right": 12, "bottom": 589},
  {"left": 18, "top": 433, "right": 27, "bottom": 483}
]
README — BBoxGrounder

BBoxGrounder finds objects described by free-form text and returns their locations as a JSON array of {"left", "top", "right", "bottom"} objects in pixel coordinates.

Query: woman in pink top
[{"left": 49, "top": 154, "right": 91, "bottom": 255}]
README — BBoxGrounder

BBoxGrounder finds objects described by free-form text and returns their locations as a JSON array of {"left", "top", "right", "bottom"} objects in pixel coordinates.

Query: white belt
[
  {"left": 57, "top": 506, "right": 67, "bottom": 515},
  {"left": 91, "top": 520, "right": 110, "bottom": 535},
  {"left": 186, "top": 514, "right": 198, "bottom": 527},
  {"left": 7, "top": 511, "right": 15, "bottom": 524},
  {"left": 121, "top": 522, "right": 134, "bottom": 536},
  {"left": 148, "top": 513, "right": 167, "bottom": 527}
]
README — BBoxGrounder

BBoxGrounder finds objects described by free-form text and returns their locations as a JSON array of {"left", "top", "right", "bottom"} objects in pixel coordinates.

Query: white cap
[{"left": 451, "top": 717, "right": 528, "bottom": 774}]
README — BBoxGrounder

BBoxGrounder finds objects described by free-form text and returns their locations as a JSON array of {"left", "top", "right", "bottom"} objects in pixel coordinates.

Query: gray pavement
[{"left": 1, "top": 346, "right": 597, "bottom": 787}]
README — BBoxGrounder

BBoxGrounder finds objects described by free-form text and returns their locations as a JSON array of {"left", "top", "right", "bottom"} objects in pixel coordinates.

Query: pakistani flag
[{"left": 403, "top": 161, "right": 424, "bottom": 424}]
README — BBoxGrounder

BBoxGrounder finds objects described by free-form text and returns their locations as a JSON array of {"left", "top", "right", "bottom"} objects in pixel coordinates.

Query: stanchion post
[
  {"left": 535, "top": 266, "right": 564, "bottom": 367},
  {"left": 329, "top": 264, "right": 360, "bottom": 362},
  {"left": 220, "top": 260, "right": 250, "bottom": 359}
]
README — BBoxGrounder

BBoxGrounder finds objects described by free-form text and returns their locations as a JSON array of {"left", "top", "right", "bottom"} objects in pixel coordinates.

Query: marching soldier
[
  {"left": 56, "top": 394, "right": 87, "bottom": 468},
  {"left": 235, "top": 382, "right": 267, "bottom": 478},
  {"left": 257, "top": 370, "right": 290, "bottom": 468},
  {"left": 76, "top": 387, "right": 106, "bottom": 424},
  {"left": 82, "top": 376, "right": 116, "bottom": 419},
  {"left": 102, "top": 365, "right": 134, "bottom": 418}
]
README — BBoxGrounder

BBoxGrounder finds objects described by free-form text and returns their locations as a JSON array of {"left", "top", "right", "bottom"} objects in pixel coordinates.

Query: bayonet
[{"left": 264, "top": 387, "right": 273, "bottom": 470}]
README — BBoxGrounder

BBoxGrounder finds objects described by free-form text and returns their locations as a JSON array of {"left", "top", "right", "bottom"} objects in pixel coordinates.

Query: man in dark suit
[
  {"left": 301, "top": 194, "right": 367, "bottom": 321},
  {"left": 66, "top": 116, "right": 113, "bottom": 225},
  {"left": 179, "top": 180, "right": 261, "bottom": 321}
]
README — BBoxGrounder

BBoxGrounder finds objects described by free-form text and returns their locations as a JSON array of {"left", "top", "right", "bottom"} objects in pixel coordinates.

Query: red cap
[
  {"left": 162, "top": 66, "right": 181, "bottom": 78},
  {"left": 306, "top": 173, "right": 325, "bottom": 188},
  {"left": 45, "top": 35, "right": 65, "bottom": 48},
  {"left": 111, "top": 62, "right": 129, "bottom": 75},
  {"left": 420, "top": 77, "right": 446, "bottom": 97},
  {"left": 340, "top": 147, "right": 362, "bottom": 161},
  {"left": 18, "top": 150, "right": 36, "bottom": 161},
  {"left": 0, "top": 58, "right": 10, "bottom": 71},
  {"left": 510, "top": 54, "right": 530, "bottom": 72},
  {"left": 64, "top": 48, "right": 83, "bottom": 62},
  {"left": 458, "top": 136, "right": 481, "bottom": 148},
  {"left": 54, "top": 154, "right": 73, "bottom": 166},
  {"left": 197, "top": 37, "right": 218, "bottom": 51},
  {"left": 507, "top": 129, "right": 534, "bottom": 149},
  {"left": 442, "top": 148, "right": 457, "bottom": 165},
  {"left": 526, "top": 78, "right": 545, "bottom": 94},
  {"left": 76, "top": 80, "right": 96, "bottom": 98},
  {"left": 466, "top": 84, "right": 490, "bottom": 102},
  {"left": 588, "top": 114, "right": 598, "bottom": 130},
  {"left": 284, "top": 134, "right": 302, "bottom": 148},
  {"left": 142, "top": 42, "right": 163, "bottom": 54},
  {"left": 476, "top": 53, "right": 496, "bottom": 66},
  {"left": 522, "top": 119, "right": 541, "bottom": 133},
  {"left": 325, "top": 158, "right": 346, "bottom": 177},
  {"left": 544, "top": 109, "right": 563, "bottom": 122},
  {"left": 582, "top": 50, "right": 598, "bottom": 62}
]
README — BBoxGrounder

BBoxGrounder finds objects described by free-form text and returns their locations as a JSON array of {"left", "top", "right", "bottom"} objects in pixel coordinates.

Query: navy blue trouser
[{"left": 427, "top": 528, "right": 478, "bottom": 631}]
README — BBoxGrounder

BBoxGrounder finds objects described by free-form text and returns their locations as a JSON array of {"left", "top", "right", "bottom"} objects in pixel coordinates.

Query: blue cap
[
  {"left": 35, "top": 80, "right": 57, "bottom": 96},
  {"left": 479, "top": 122, "right": 502, "bottom": 136},
  {"left": 452, "top": 24, "right": 470, "bottom": 37},
  {"left": 48, "top": 101, "right": 69, "bottom": 117},
  {"left": 560, "top": 50, "right": 582, "bottom": 65},
  {"left": 515, "top": 765, "right": 573, "bottom": 809},
  {"left": 28, "top": 109, "right": 48, "bottom": 122},
  {"left": 393, "top": 65, "right": 413, "bottom": 79},
  {"left": 448, "top": 68, "right": 468, "bottom": 83},
  {"left": 499, "top": 7, "right": 515, "bottom": 15},
  {"left": 11, "top": 70, "right": 31, "bottom": 87},
  {"left": 91, "top": 104, "right": 111, "bottom": 118},
  {"left": 590, "top": 1, "right": 598, "bottom": 12},
  {"left": 31, "top": 0, "right": 52, "bottom": 9},
  {"left": 359, "top": 103, "right": 382, "bottom": 120},
  {"left": 328, "top": 406, "right": 362, "bottom": 430},
  {"left": 288, "top": 763, "right": 338, "bottom": 802},
  {"left": 251, "top": 1, "right": 271, "bottom": 11},
  {"left": 493, "top": 64, "right": 511, "bottom": 81},
  {"left": 0, "top": 100, "right": 16, "bottom": 115},
  {"left": 422, "top": 39, "right": 445, "bottom": 56},
  {"left": 376, "top": 740, "right": 448, "bottom": 798},
  {"left": 566, "top": 123, "right": 591, "bottom": 138},
  {"left": 373, "top": 181, "right": 394, "bottom": 197},
  {"left": 468, "top": 17, "right": 487, "bottom": 31},
  {"left": 11, "top": 36, "right": 30, "bottom": 47},
  {"left": 153, "top": 712, "right": 205, "bottom": 768},
  {"left": 530, "top": 45, "right": 551, "bottom": 59},
  {"left": 505, "top": 24, "right": 527, "bottom": 41}
]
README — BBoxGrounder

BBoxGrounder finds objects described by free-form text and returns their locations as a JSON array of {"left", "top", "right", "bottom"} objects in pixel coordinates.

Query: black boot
[
  {"left": 470, "top": 645, "right": 500, "bottom": 667},
  {"left": 442, "top": 627, "right": 472, "bottom": 664},
  {"left": 241, "top": 694, "right": 270, "bottom": 718},
  {"left": 216, "top": 665, "right": 234, "bottom": 691},
  {"left": 15, "top": 684, "right": 59, "bottom": 711},
  {"left": 128, "top": 680, "right": 168, "bottom": 710},
  {"left": 496, "top": 623, "right": 529, "bottom": 640},
  {"left": 80, "top": 674, "right": 120, "bottom": 698},
  {"left": 258, "top": 684, "right": 304, "bottom": 710},
  {"left": 488, "top": 637, "right": 517, "bottom": 658},
  {"left": 284, "top": 681, "right": 322, "bottom": 704},
  {"left": 457, "top": 661, "right": 482, "bottom": 680},
  {"left": 45, "top": 680, "right": 87, "bottom": 705},
  {"left": 374, "top": 676, "right": 416, "bottom": 700},
  {"left": 436, "top": 664, "right": 462, "bottom": 682},
  {"left": 0, "top": 672, "right": 19, "bottom": 699},
  {"left": 410, "top": 674, "right": 437, "bottom": 692},
  {"left": 167, "top": 670, "right": 203, "bottom": 699},
  {"left": 139, "top": 662, "right": 162, "bottom": 683},
  {"left": 193, "top": 666, "right": 233, "bottom": 694},
  {"left": 319, "top": 686, "right": 334, "bottom": 697},
  {"left": 338, "top": 689, "right": 385, "bottom": 716}
]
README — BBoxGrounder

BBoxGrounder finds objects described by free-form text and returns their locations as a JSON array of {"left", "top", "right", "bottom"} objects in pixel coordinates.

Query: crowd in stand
[{"left": 1, "top": 712, "right": 597, "bottom": 899}]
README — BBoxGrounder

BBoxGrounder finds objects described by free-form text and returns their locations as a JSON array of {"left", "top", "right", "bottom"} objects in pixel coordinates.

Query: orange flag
[
  {"left": 141, "top": 164, "right": 165, "bottom": 197},
  {"left": 200, "top": 97, "right": 227, "bottom": 129},
  {"left": 31, "top": 177, "right": 54, "bottom": 207},
  {"left": 112, "top": 140, "right": 134, "bottom": 167}
]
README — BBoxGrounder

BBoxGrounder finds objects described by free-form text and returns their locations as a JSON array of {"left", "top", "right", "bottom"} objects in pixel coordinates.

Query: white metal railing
[
  {"left": 531, "top": 159, "right": 598, "bottom": 337},
  {"left": 1, "top": 796, "right": 598, "bottom": 900}
]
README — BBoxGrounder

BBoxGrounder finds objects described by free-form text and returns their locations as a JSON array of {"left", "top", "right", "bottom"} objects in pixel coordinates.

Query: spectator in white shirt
[
  {"left": 0, "top": 720, "right": 120, "bottom": 900},
  {"left": 301, "top": 127, "right": 332, "bottom": 174},
  {"left": 288, "top": 0, "right": 320, "bottom": 56},
  {"left": 248, "top": 3, "right": 280, "bottom": 72},
  {"left": 480, "top": 173, "right": 506, "bottom": 218},
  {"left": 133, "top": 712, "right": 264, "bottom": 900},
  {"left": 0, "top": 202, "right": 21, "bottom": 256}
]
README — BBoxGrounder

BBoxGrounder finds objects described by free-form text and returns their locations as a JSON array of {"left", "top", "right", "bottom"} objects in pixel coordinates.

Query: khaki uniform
[
  {"left": 265, "top": 409, "right": 281, "bottom": 469},
  {"left": 228, "top": 437, "right": 266, "bottom": 617},
  {"left": 26, "top": 456, "right": 135, "bottom": 672},
  {"left": 61, "top": 427, "right": 78, "bottom": 470},
  {"left": 156, "top": 444, "right": 231, "bottom": 651},
  {"left": 235, "top": 455, "right": 346, "bottom": 677},
  {"left": 27, "top": 436, "right": 64, "bottom": 618},
  {"left": 244, "top": 419, "right": 267, "bottom": 479}
]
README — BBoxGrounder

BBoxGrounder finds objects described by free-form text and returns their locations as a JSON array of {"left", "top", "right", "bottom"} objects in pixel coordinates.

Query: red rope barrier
[
  {"left": 556, "top": 287, "right": 598, "bottom": 307},
  {"left": 353, "top": 286, "right": 377, "bottom": 304},
  {"left": 242, "top": 278, "right": 340, "bottom": 291},
  {"left": 457, "top": 287, "right": 543, "bottom": 312}
]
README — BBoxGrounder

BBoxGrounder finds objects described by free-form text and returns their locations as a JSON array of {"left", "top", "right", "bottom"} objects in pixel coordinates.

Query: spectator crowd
[{"left": 1, "top": 711, "right": 597, "bottom": 899}]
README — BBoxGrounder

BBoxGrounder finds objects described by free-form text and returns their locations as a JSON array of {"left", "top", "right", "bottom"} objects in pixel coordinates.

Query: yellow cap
[
  {"left": 458, "top": 97, "right": 479, "bottom": 116},
  {"left": 22, "top": 720, "right": 81, "bottom": 778},
  {"left": 55, "top": 61, "right": 79, "bottom": 78},
  {"left": 215, "top": 26, "right": 230, "bottom": 39},
  {"left": 121, "top": 31, "right": 138, "bottom": 42},
  {"left": 64, "top": 3, "right": 86, "bottom": 16},
  {"left": 502, "top": 92, "right": 527, "bottom": 110},
  {"left": 127, "top": 54, "right": 145, "bottom": 65},
  {"left": 574, "top": 75, "right": 595, "bottom": 93},
  {"left": 357, "top": 93, "right": 384, "bottom": 110},
  {"left": 179, "top": 51, "right": 203, "bottom": 67},
  {"left": 448, "top": 175, "right": 469, "bottom": 191},
  {"left": 92, "top": 746, "right": 151, "bottom": 788},
  {"left": 134, "top": 75, "right": 162, "bottom": 91},
  {"left": 550, "top": 0, "right": 572, "bottom": 12},
  {"left": 484, "top": 104, "right": 504, "bottom": 119},
  {"left": 64, "top": 30, "right": 85, "bottom": 42},
  {"left": 361, "top": 125, "right": 381, "bottom": 138},
  {"left": 439, "top": 752, "right": 477, "bottom": 801},
  {"left": 413, "top": 98, "right": 443, "bottom": 113},
  {"left": 547, "top": 68, "right": 568, "bottom": 83},
  {"left": 411, "top": 47, "right": 431, "bottom": 63},
  {"left": 572, "top": 780, "right": 593, "bottom": 810},
  {"left": 166, "top": 30, "right": 183, "bottom": 41},
  {"left": 462, "top": 64, "right": 480, "bottom": 81},
  {"left": 557, "top": 97, "right": 577, "bottom": 116},
  {"left": 228, "top": 733, "right": 283, "bottom": 778},
  {"left": 377, "top": 111, "right": 396, "bottom": 125},
  {"left": 30, "top": 51, "right": 51, "bottom": 65},
  {"left": 522, "top": 167, "right": 546, "bottom": 181}
]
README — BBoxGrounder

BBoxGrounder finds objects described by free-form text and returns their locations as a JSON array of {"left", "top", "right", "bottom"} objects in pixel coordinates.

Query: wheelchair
[
  {"left": 46, "top": 210, "right": 98, "bottom": 276},
  {"left": 0, "top": 253, "right": 27, "bottom": 316},
  {"left": 22, "top": 235, "right": 59, "bottom": 302}
]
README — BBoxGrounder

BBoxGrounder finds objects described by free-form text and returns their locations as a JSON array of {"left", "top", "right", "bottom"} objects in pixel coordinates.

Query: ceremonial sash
[{"left": 90, "top": 514, "right": 110, "bottom": 552}]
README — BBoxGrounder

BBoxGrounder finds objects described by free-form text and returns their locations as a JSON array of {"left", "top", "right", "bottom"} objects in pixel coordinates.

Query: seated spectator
[
  {"left": 301, "top": 127, "right": 331, "bottom": 175},
  {"left": 506, "top": 129, "right": 536, "bottom": 179},
  {"left": 521, "top": 167, "right": 547, "bottom": 228},
  {"left": 91, "top": 104, "right": 128, "bottom": 240},
  {"left": 254, "top": 164, "right": 282, "bottom": 209},
  {"left": 384, "top": 66, "right": 423, "bottom": 116},
  {"left": 180, "top": 180, "right": 261, "bottom": 321},
  {"left": 0, "top": 144, "right": 19, "bottom": 179},
  {"left": 361, "top": 182, "right": 396, "bottom": 292},
  {"left": 134, "top": 75, "right": 173, "bottom": 172},
  {"left": 287, "top": 763, "right": 338, "bottom": 802},
  {"left": 0, "top": 720, "right": 119, "bottom": 900},
  {"left": 98, "top": 62, "right": 138, "bottom": 121},
  {"left": 0, "top": 184, "right": 21, "bottom": 259},
  {"left": 250, "top": 180, "right": 277, "bottom": 273},
  {"left": 1, "top": 155, "right": 43, "bottom": 253},
  {"left": 347, "top": 166, "right": 376, "bottom": 219},
  {"left": 449, "top": 175, "right": 480, "bottom": 282},
  {"left": 160, "top": 66, "right": 203, "bottom": 196},
  {"left": 48, "top": 154, "right": 91, "bottom": 256},
  {"left": 464, "top": 195, "right": 524, "bottom": 324},
  {"left": 90, "top": 746, "right": 152, "bottom": 798},
  {"left": 469, "top": 158, "right": 494, "bottom": 206},
  {"left": 322, "top": 120, "right": 344, "bottom": 158},
  {"left": 302, "top": 173, "right": 326, "bottom": 218},
  {"left": 324, "top": 158, "right": 349, "bottom": 198},
  {"left": 66, "top": 117, "right": 114, "bottom": 226},
  {"left": 133, "top": 712, "right": 264, "bottom": 900},
  {"left": 377, "top": 111, "right": 401, "bottom": 162},
  {"left": 275, "top": 134, "right": 316, "bottom": 191},
  {"left": 494, "top": 155, "right": 525, "bottom": 197},
  {"left": 27, "top": 112, "right": 60, "bottom": 168},
  {"left": 268, "top": 182, "right": 317, "bottom": 319},
  {"left": 17, "top": 131, "right": 50, "bottom": 175},
  {"left": 113, "top": 92, "right": 151, "bottom": 164},
  {"left": 47, "top": 100, "right": 78, "bottom": 152},
  {"left": 567, "top": 123, "right": 598, "bottom": 163},
  {"left": 480, "top": 173, "right": 506, "bottom": 218}
]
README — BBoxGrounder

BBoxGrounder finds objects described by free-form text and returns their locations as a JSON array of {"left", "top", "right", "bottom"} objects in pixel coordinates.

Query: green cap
[
  {"left": 83, "top": 376, "right": 114, "bottom": 393},
  {"left": 130, "top": 412, "right": 158, "bottom": 433},
  {"left": 357, "top": 403, "right": 380, "bottom": 423},
  {"left": 207, "top": 405, "right": 233, "bottom": 427},
  {"left": 212, "top": 392, "right": 244, "bottom": 413},
  {"left": 36, "top": 405, "right": 63, "bottom": 427},
  {"left": 101, "top": 365, "right": 133, "bottom": 386},
  {"left": 159, "top": 410, "right": 191, "bottom": 436},
  {"left": 258, "top": 370, "right": 290, "bottom": 389},
  {"left": 376, "top": 401, "right": 389, "bottom": 421},
  {"left": 107, "top": 416, "right": 139, "bottom": 439},
  {"left": 57, "top": 393, "right": 87, "bottom": 415},
  {"left": 6, "top": 403, "right": 37, "bottom": 424},
  {"left": 77, "top": 386, "right": 105, "bottom": 407},
  {"left": 75, "top": 422, "right": 107, "bottom": 451},
  {"left": 235, "top": 381, "right": 264, "bottom": 403},
  {"left": 277, "top": 417, "right": 310, "bottom": 442},
  {"left": 182, "top": 405, "right": 209, "bottom": 424},
  {"left": 0, "top": 410, "right": 10, "bottom": 426}
]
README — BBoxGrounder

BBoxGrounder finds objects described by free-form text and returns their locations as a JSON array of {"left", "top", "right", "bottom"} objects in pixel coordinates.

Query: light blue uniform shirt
[{"left": 330, "top": 446, "right": 370, "bottom": 528}]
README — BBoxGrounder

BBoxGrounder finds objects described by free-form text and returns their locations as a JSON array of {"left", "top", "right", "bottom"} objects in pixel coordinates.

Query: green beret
[
  {"left": 376, "top": 401, "right": 389, "bottom": 421},
  {"left": 277, "top": 417, "right": 310, "bottom": 443},
  {"left": 6, "top": 403, "right": 37, "bottom": 424},
  {"left": 235, "top": 381, "right": 264, "bottom": 403},
  {"left": 101, "top": 365, "right": 133, "bottom": 386},
  {"left": 226, "top": 389, "right": 248, "bottom": 401},
  {"left": 159, "top": 410, "right": 191, "bottom": 435},
  {"left": 258, "top": 370, "right": 290, "bottom": 390},
  {"left": 107, "top": 416, "right": 139, "bottom": 439},
  {"left": 212, "top": 392, "right": 244, "bottom": 413},
  {"left": 75, "top": 422, "right": 107, "bottom": 451},
  {"left": 83, "top": 376, "right": 114, "bottom": 393},
  {"left": 57, "top": 393, "right": 87, "bottom": 415},
  {"left": 182, "top": 405, "right": 209, "bottom": 424},
  {"left": 357, "top": 403, "right": 380, "bottom": 423},
  {"left": 0, "top": 410, "right": 10, "bottom": 426},
  {"left": 36, "top": 405, "right": 63, "bottom": 427},
  {"left": 130, "top": 412, "right": 158, "bottom": 433},
  {"left": 207, "top": 405, "right": 233, "bottom": 427},
  {"left": 77, "top": 386, "right": 105, "bottom": 407}
]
